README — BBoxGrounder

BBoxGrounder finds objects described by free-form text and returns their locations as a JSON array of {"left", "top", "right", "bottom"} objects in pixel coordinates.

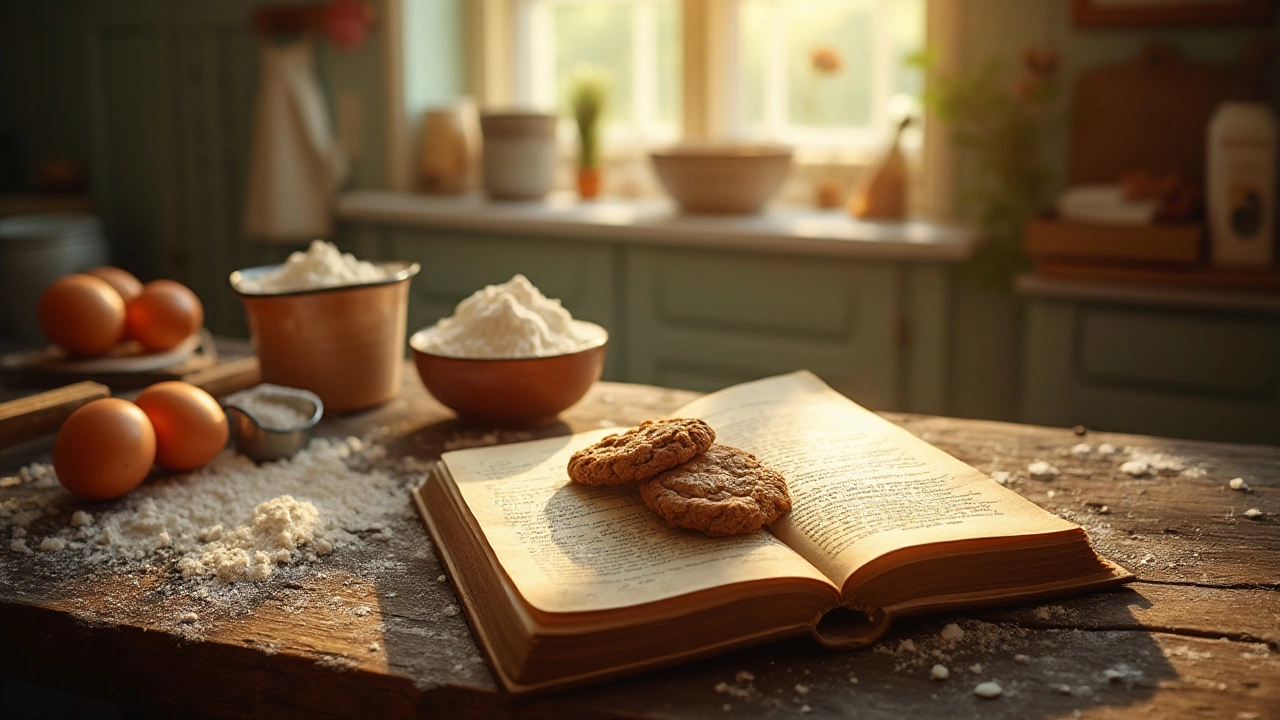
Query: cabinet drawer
[
  {"left": 648, "top": 255, "right": 857, "bottom": 338},
  {"left": 1079, "top": 309, "right": 1279, "bottom": 394}
]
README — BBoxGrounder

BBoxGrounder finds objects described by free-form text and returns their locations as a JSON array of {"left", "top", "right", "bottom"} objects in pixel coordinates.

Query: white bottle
[{"left": 1208, "top": 102, "right": 1276, "bottom": 266}]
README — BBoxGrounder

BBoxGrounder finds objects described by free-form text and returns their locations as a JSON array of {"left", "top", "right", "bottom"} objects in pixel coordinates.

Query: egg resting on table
[
  {"left": 126, "top": 279, "right": 204, "bottom": 352},
  {"left": 53, "top": 398, "right": 156, "bottom": 500},
  {"left": 134, "top": 381, "right": 229, "bottom": 471},
  {"left": 85, "top": 266, "right": 143, "bottom": 304},
  {"left": 37, "top": 274, "right": 126, "bottom": 356}
]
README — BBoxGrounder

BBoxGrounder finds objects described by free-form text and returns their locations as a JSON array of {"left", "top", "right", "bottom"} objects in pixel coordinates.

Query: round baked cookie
[
  {"left": 568, "top": 418, "right": 716, "bottom": 486},
  {"left": 639, "top": 444, "right": 792, "bottom": 537}
]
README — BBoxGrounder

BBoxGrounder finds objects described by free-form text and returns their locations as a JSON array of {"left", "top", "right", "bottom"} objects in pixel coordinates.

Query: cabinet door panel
[
  {"left": 1023, "top": 299, "right": 1280, "bottom": 444},
  {"left": 625, "top": 247, "right": 900, "bottom": 409}
]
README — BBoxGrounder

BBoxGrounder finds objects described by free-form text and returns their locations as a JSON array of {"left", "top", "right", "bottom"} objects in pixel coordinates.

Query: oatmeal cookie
[
  {"left": 639, "top": 445, "right": 791, "bottom": 537},
  {"left": 568, "top": 418, "right": 716, "bottom": 486}
]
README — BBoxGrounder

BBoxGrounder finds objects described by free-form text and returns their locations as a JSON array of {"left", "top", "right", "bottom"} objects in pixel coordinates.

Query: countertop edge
[{"left": 336, "top": 191, "right": 977, "bottom": 263}]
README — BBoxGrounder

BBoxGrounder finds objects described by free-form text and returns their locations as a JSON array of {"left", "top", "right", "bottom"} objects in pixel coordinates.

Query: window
[
  {"left": 733, "top": 0, "right": 925, "bottom": 158},
  {"left": 481, "top": 0, "right": 927, "bottom": 161},
  {"left": 516, "top": 0, "right": 683, "bottom": 147}
]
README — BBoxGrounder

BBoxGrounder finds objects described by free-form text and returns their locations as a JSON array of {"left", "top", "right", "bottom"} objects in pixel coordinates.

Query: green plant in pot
[
  {"left": 567, "top": 66, "right": 610, "bottom": 200},
  {"left": 910, "top": 47, "right": 1061, "bottom": 288}
]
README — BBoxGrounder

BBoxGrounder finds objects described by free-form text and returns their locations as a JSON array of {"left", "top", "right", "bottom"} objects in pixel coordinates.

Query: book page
[
  {"left": 442, "top": 429, "right": 835, "bottom": 614},
  {"left": 676, "top": 372, "right": 1079, "bottom": 587}
]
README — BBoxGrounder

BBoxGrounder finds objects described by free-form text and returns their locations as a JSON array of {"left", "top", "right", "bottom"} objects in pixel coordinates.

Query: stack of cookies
[{"left": 567, "top": 419, "right": 792, "bottom": 537}]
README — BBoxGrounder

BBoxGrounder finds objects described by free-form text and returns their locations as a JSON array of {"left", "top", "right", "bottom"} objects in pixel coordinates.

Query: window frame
[{"left": 391, "top": 0, "right": 959, "bottom": 217}]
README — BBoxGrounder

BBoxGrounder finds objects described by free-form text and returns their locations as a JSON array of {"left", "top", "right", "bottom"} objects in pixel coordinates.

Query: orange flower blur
[{"left": 811, "top": 46, "right": 842, "bottom": 75}]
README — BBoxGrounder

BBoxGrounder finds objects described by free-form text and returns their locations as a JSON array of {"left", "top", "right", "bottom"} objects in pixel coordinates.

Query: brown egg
[
  {"left": 85, "top": 266, "right": 144, "bottom": 304},
  {"left": 135, "top": 381, "right": 228, "bottom": 471},
  {"left": 126, "top": 280, "right": 204, "bottom": 352},
  {"left": 37, "top": 274, "right": 126, "bottom": 356},
  {"left": 53, "top": 398, "right": 156, "bottom": 500}
]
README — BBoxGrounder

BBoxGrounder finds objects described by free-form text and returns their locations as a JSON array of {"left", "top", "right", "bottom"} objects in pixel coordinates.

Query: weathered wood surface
[{"left": 1, "top": 370, "right": 1277, "bottom": 720}]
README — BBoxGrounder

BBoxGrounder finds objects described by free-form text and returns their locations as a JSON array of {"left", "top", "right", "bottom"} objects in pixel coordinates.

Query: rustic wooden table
[{"left": 1, "top": 369, "right": 1276, "bottom": 719}]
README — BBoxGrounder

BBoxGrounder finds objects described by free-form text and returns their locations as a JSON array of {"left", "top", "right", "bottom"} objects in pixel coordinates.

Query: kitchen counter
[
  {"left": 337, "top": 191, "right": 977, "bottom": 262},
  {"left": 1, "top": 367, "right": 1277, "bottom": 718}
]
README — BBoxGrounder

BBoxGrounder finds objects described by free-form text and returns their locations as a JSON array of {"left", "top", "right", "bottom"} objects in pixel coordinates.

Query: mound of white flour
[
  {"left": 415, "top": 274, "right": 597, "bottom": 358},
  {"left": 237, "top": 240, "right": 387, "bottom": 293}
]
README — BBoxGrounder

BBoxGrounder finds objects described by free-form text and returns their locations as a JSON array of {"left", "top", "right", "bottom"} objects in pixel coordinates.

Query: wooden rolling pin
[
  {"left": 0, "top": 381, "right": 110, "bottom": 449},
  {"left": 0, "top": 358, "right": 259, "bottom": 450}
]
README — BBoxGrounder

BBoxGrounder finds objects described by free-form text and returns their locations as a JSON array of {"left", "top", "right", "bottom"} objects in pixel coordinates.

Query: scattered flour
[
  {"left": 236, "top": 240, "right": 387, "bottom": 293},
  {"left": 1097, "top": 443, "right": 1118, "bottom": 456},
  {"left": 1243, "top": 508, "right": 1264, "bottom": 520},
  {"left": 940, "top": 623, "right": 965, "bottom": 642},
  {"left": 1, "top": 436, "right": 409, "bottom": 583},
  {"left": 973, "top": 681, "right": 1003, "bottom": 698},
  {"left": 930, "top": 664, "right": 949, "bottom": 680},
  {"left": 1120, "top": 460, "right": 1151, "bottom": 477},
  {"left": 413, "top": 274, "right": 600, "bottom": 359},
  {"left": 179, "top": 496, "right": 324, "bottom": 582},
  {"left": 1069, "top": 443, "right": 1092, "bottom": 457},
  {"left": 989, "top": 471, "right": 1010, "bottom": 485},
  {"left": 1228, "top": 477, "right": 1251, "bottom": 492},
  {"left": 1027, "top": 461, "right": 1060, "bottom": 481}
]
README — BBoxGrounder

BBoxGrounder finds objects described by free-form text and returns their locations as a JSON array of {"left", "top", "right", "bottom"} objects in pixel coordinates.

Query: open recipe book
[{"left": 413, "top": 372, "right": 1131, "bottom": 694}]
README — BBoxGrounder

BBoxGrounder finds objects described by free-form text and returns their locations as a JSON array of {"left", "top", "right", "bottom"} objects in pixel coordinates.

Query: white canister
[
  {"left": 1207, "top": 102, "right": 1276, "bottom": 267},
  {"left": 0, "top": 214, "right": 109, "bottom": 340},
  {"left": 479, "top": 113, "right": 559, "bottom": 200}
]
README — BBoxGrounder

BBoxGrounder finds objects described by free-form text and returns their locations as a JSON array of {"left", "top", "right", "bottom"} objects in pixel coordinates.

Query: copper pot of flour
[{"left": 230, "top": 259, "right": 420, "bottom": 413}]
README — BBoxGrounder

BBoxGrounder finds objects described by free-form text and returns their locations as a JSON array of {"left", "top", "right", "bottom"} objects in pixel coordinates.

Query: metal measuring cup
[{"left": 222, "top": 384, "right": 324, "bottom": 462}]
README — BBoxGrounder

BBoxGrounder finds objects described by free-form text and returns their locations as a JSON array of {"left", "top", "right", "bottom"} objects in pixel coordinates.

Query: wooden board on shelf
[
  {"left": 1070, "top": 42, "right": 1271, "bottom": 186},
  {"left": 1035, "top": 260, "right": 1280, "bottom": 292},
  {"left": 1024, "top": 218, "right": 1203, "bottom": 265}
]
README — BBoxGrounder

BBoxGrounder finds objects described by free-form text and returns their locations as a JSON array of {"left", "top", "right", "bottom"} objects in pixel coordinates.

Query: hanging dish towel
[{"left": 244, "top": 38, "right": 348, "bottom": 241}]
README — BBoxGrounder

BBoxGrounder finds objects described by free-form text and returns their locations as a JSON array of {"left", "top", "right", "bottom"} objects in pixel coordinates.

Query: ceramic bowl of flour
[
  {"left": 410, "top": 320, "right": 608, "bottom": 428},
  {"left": 410, "top": 275, "right": 608, "bottom": 426}
]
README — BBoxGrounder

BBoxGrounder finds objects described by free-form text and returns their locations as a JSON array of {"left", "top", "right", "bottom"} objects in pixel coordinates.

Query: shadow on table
[{"left": 539, "top": 588, "right": 1175, "bottom": 720}]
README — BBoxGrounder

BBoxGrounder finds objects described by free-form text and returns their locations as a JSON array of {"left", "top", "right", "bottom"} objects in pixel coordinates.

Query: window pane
[
  {"left": 735, "top": 0, "right": 924, "bottom": 146},
  {"left": 551, "top": 2, "right": 635, "bottom": 121},
  {"left": 655, "top": 1, "right": 682, "bottom": 128},
  {"left": 786, "top": 0, "right": 876, "bottom": 128},
  {"left": 524, "top": 0, "right": 682, "bottom": 143}
]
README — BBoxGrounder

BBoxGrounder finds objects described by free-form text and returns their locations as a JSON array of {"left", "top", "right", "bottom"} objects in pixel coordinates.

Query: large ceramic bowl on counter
[
  {"left": 650, "top": 144, "right": 793, "bottom": 214},
  {"left": 409, "top": 321, "right": 608, "bottom": 428},
  {"left": 230, "top": 261, "right": 419, "bottom": 413}
]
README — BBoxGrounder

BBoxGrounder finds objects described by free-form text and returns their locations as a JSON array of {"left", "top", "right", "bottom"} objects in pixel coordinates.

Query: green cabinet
[
  {"left": 624, "top": 247, "right": 922, "bottom": 410},
  {"left": 1022, "top": 290, "right": 1280, "bottom": 444}
]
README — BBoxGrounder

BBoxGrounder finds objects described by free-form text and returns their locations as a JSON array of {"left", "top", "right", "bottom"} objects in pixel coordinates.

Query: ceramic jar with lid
[{"left": 479, "top": 112, "right": 559, "bottom": 200}]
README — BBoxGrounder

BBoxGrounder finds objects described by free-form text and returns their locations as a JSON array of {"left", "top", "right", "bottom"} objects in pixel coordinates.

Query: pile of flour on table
[
  {"left": 414, "top": 274, "right": 598, "bottom": 358},
  {"left": 236, "top": 240, "right": 387, "bottom": 293},
  {"left": 0, "top": 436, "right": 410, "bottom": 583}
]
